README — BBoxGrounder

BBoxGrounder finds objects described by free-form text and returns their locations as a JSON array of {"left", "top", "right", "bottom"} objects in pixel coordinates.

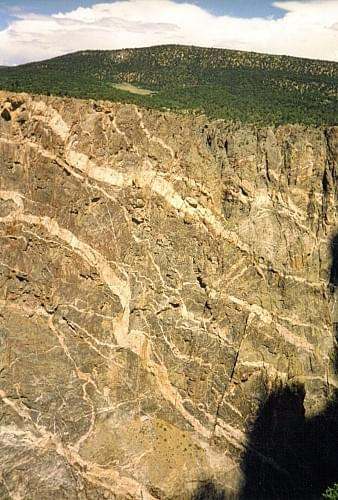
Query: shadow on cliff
[
  {"left": 239, "top": 376, "right": 338, "bottom": 500},
  {"left": 191, "top": 481, "right": 227, "bottom": 500},
  {"left": 330, "top": 233, "right": 338, "bottom": 290},
  {"left": 191, "top": 234, "right": 338, "bottom": 500},
  {"left": 239, "top": 232, "right": 338, "bottom": 500}
]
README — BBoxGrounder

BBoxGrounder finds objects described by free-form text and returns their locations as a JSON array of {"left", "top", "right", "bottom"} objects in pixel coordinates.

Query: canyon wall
[{"left": 0, "top": 92, "right": 337, "bottom": 499}]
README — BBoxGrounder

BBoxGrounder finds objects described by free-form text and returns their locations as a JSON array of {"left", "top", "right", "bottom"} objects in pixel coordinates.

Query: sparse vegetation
[
  {"left": 0, "top": 44, "right": 337, "bottom": 125},
  {"left": 112, "top": 83, "right": 156, "bottom": 95},
  {"left": 323, "top": 484, "right": 338, "bottom": 500}
]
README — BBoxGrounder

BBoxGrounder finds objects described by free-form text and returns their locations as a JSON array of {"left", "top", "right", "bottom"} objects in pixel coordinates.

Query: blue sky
[
  {"left": 0, "top": 0, "right": 286, "bottom": 29},
  {"left": 0, "top": 0, "right": 337, "bottom": 64}
]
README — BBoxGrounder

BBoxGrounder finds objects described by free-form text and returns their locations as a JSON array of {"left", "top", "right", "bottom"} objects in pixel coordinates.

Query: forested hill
[{"left": 0, "top": 44, "right": 337, "bottom": 125}]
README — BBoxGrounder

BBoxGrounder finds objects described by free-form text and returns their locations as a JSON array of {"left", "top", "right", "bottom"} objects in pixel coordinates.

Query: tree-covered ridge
[{"left": 0, "top": 44, "right": 337, "bottom": 125}]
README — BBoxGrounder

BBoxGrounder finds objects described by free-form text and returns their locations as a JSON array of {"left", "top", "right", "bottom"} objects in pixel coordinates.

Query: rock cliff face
[{"left": 0, "top": 92, "right": 337, "bottom": 500}]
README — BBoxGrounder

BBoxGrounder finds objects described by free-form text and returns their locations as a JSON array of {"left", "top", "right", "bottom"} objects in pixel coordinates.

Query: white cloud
[{"left": 0, "top": 0, "right": 337, "bottom": 65}]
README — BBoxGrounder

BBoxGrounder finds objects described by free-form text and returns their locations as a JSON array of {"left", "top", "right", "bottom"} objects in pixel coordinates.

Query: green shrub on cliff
[{"left": 323, "top": 483, "right": 338, "bottom": 500}]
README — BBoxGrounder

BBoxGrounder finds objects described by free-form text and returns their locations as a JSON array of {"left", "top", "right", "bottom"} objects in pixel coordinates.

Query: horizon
[
  {"left": 0, "top": 0, "right": 337, "bottom": 66},
  {"left": 3, "top": 42, "right": 338, "bottom": 69}
]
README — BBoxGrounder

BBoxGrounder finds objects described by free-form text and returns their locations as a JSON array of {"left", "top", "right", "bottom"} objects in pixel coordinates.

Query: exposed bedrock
[{"left": 0, "top": 92, "right": 337, "bottom": 499}]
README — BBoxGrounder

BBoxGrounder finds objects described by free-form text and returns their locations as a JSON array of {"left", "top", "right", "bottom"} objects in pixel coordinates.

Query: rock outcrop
[{"left": 0, "top": 92, "right": 337, "bottom": 499}]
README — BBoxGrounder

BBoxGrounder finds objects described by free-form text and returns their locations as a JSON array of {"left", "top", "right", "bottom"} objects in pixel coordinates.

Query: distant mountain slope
[{"left": 0, "top": 45, "right": 337, "bottom": 124}]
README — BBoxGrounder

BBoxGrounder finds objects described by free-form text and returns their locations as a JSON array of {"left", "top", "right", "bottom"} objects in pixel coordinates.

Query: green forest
[{"left": 0, "top": 45, "right": 337, "bottom": 125}]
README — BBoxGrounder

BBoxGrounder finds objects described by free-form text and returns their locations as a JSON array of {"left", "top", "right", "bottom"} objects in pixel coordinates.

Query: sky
[{"left": 0, "top": 0, "right": 337, "bottom": 65}]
